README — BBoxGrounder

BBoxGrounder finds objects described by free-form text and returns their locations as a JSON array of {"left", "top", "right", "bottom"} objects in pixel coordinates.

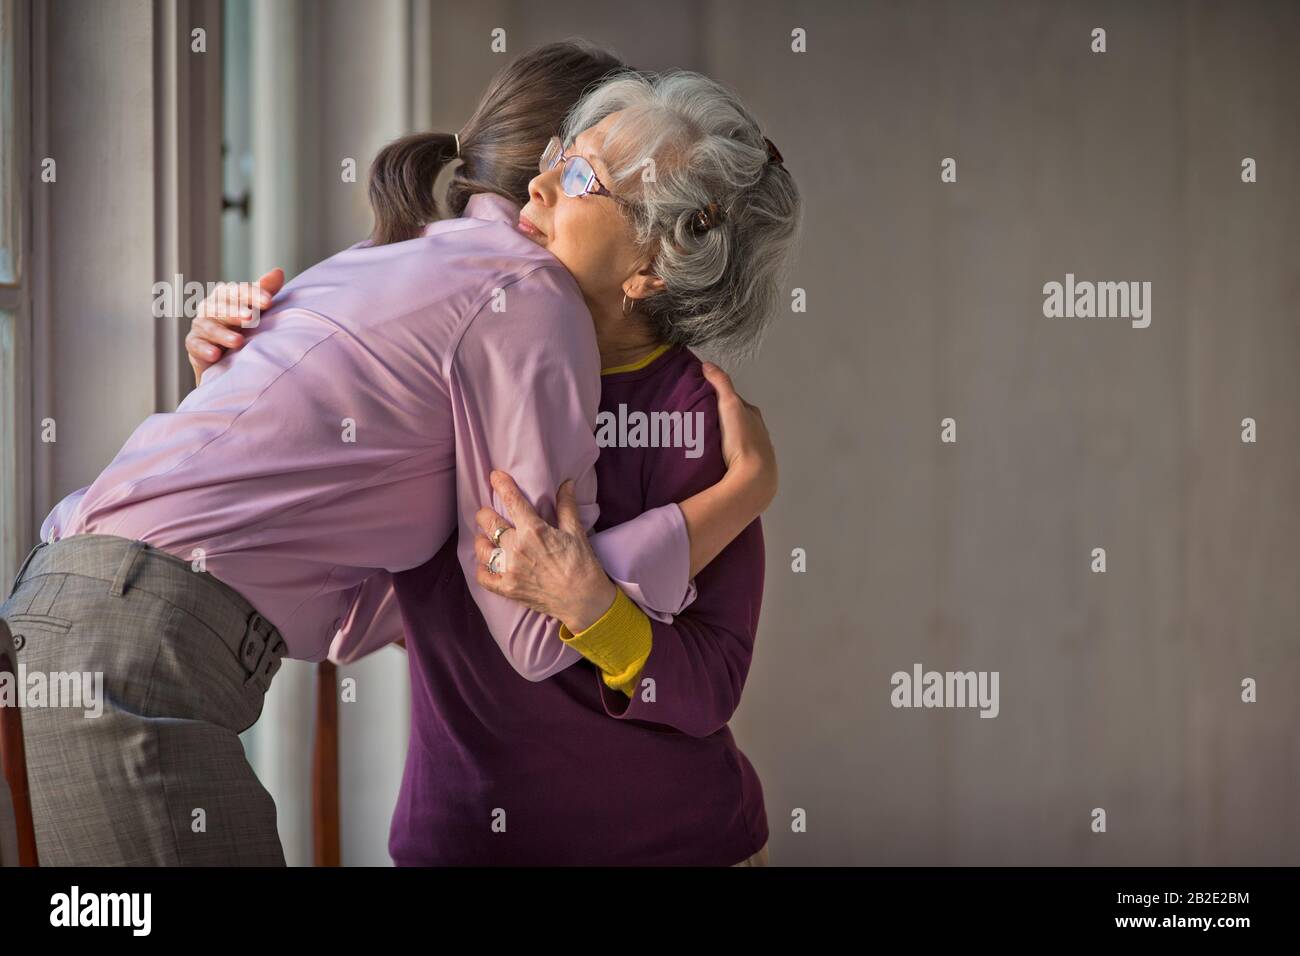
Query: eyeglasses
[{"left": 539, "top": 136, "right": 630, "bottom": 206}]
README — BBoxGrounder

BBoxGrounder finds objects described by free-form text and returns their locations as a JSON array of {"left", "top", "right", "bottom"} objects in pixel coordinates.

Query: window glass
[
  {"left": 0, "top": 0, "right": 16, "bottom": 285},
  {"left": 0, "top": 311, "right": 15, "bottom": 588}
]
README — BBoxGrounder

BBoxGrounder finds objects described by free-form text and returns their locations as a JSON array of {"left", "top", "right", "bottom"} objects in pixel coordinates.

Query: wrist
[
  {"left": 725, "top": 455, "right": 777, "bottom": 516},
  {"left": 562, "top": 573, "right": 617, "bottom": 634}
]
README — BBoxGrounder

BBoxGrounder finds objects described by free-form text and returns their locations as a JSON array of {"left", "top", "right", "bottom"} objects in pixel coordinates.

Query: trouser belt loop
[
  {"left": 109, "top": 541, "right": 147, "bottom": 598},
  {"left": 241, "top": 613, "right": 285, "bottom": 691}
]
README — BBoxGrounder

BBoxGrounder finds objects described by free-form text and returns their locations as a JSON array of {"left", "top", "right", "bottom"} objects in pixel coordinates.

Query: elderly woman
[{"left": 195, "top": 70, "right": 801, "bottom": 865}]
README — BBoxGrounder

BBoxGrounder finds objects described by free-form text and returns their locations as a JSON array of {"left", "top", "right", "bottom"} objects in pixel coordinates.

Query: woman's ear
[{"left": 624, "top": 258, "right": 666, "bottom": 300}]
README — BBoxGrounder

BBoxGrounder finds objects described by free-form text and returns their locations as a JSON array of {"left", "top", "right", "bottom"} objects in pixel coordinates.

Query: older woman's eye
[{"left": 561, "top": 160, "right": 594, "bottom": 196}]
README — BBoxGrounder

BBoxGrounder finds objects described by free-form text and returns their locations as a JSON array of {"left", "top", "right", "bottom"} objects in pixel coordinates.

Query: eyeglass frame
[{"left": 539, "top": 136, "right": 633, "bottom": 207}]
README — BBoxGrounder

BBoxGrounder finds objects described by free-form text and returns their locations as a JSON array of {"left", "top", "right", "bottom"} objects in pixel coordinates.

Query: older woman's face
[{"left": 516, "top": 111, "right": 656, "bottom": 309}]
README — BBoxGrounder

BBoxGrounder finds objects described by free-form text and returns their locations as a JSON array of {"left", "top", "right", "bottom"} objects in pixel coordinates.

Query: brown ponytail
[
  {"left": 367, "top": 40, "right": 628, "bottom": 246},
  {"left": 367, "top": 132, "right": 458, "bottom": 245}
]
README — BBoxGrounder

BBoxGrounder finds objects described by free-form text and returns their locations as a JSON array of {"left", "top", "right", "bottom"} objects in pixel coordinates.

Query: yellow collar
[{"left": 601, "top": 343, "right": 672, "bottom": 376}]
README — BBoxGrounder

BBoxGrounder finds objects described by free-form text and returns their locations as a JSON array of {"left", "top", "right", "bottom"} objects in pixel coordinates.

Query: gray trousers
[{"left": 1, "top": 534, "right": 288, "bottom": 865}]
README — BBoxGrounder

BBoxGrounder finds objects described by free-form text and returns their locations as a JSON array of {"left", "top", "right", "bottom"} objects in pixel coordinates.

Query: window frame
[{"left": 0, "top": 0, "right": 32, "bottom": 591}]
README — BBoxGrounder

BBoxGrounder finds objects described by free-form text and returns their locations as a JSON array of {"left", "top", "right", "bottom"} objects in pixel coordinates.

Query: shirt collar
[
  {"left": 421, "top": 193, "right": 520, "bottom": 238},
  {"left": 464, "top": 192, "right": 521, "bottom": 225}
]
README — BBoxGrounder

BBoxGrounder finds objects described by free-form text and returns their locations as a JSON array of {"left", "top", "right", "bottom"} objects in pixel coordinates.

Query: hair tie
[
  {"left": 453, "top": 132, "right": 461, "bottom": 158},
  {"left": 763, "top": 136, "right": 784, "bottom": 167},
  {"left": 690, "top": 201, "right": 724, "bottom": 236}
]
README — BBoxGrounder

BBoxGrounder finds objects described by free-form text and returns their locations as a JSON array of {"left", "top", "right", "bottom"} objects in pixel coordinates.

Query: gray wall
[{"left": 721, "top": 0, "right": 1299, "bottom": 865}]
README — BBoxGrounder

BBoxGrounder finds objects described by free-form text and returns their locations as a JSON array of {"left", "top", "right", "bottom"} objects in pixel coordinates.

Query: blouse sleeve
[
  {"left": 446, "top": 264, "right": 694, "bottom": 682},
  {"left": 327, "top": 571, "right": 404, "bottom": 664},
  {"left": 40, "top": 486, "right": 91, "bottom": 543}
]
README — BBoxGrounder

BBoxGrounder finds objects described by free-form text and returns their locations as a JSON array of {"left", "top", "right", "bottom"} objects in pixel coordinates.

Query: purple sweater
[{"left": 388, "top": 345, "right": 767, "bottom": 865}]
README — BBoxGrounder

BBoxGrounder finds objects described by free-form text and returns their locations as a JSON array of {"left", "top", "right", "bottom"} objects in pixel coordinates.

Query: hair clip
[
  {"left": 691, "top": 201, "right": 724, "bottom": 236},
  {"left": 763, "top": 136, "right": 784, "bottom": 167}
]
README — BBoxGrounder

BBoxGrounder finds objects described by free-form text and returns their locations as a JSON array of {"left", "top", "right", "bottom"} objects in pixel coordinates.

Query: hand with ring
[
  {"left": 473, "top": 470, "right": 616, "bottom": 634},
  {"left": 485, "top": 522, "right": 511, "bottom": 574}
]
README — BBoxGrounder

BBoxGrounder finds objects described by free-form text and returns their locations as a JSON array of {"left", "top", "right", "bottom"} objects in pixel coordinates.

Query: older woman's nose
[{"left": 528, "top": 168, "right": 559, "bottom": 207}]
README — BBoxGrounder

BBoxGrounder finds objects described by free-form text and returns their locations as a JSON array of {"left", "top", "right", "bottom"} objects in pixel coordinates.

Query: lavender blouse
[{"left": 41, "top": 194, "right": 694, "bottom": 670}]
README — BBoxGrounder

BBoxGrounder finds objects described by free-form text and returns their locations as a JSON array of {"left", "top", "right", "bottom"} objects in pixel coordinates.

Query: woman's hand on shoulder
[
  {"left": 701, "top": 362, "right": 778, "bottom": 513},
  {"left": 186, "top": 268, "right": 285, "bottom": 386}
]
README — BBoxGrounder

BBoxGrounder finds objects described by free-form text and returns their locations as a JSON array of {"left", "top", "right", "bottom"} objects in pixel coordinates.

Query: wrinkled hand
[
  {"left": 702, "top": 362, "right": 778, "bottom": 511},
  {"left": 186, "top": 268, "right": 285, "bottom": 386},
  {"left": 474, "top": 471, "right": 616, "bottom": 634}
]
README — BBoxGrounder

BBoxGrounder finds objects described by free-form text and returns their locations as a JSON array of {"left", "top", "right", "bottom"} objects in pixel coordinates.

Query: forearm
[
  {"left": 585, "top": 502, "right": 695, "bottom": 626},
  {"left": 564, "top": 570, "right": 760, "bottom": 722},
  {"left": 559, "top": 587, "right": 652, "bottom": 696},
  {"left": 676, "top": 462, "right": 771, "bottom": 578},
  {"left": 568, "top": 464, "right": 766, "bottom": 630},
  {"left": 598, "top": 519, "right": 766, "bottom": 732}
]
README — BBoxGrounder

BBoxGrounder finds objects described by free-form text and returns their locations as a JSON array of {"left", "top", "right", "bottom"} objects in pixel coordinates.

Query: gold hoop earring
[{"left": 621, "top": 294, "right": 634, "bottom": 317}]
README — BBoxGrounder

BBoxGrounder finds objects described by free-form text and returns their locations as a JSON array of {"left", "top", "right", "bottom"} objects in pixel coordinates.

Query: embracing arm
[
  {"left": 567, "top": 518, "right": 764, "bottom": 736},
  {"left": 670, "top": 363, "right": 775, "bottom": 578},
  {"left": 450, "top": 265, "right": 776, "bottom": 681},
  {"left": 482, "top": 477, "right": 764, "bottom": 735},
  {"left": 185, "top": 268, "right": 772, "bottom": 670},
  {"left": 183, "top": 271, "right": 411, "bottom": 665},
  {"left": 476, "top": 363, "right": 776, "bottom": 726},
  {"left": 577, "top": 364, "right": 773, "bottom": 606}
]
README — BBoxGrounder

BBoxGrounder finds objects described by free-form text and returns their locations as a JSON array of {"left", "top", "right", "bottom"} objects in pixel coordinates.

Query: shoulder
[
  {"left": 673, "top": 352, "right": 718, "bottom": 414},
  {"left": 329, "top": 217, "right": 577, "bottom": 322},
  {"left": 638, "top": 348, "right": 719, "bottom": 420},
  {"left": 432, "top": 215, "right": 576, "bottom": 302},
  {"left": 492, "top": 256, "right": 584, "bottom": 320},
  {"left": 631, "top": 349, "right": 728, "bottom": 498},
  {"left": 448, "top": 258, "right": 595, "bottom": 387},
  {"left": 456, "top": 260, "right": 586, "bottom": 347},
  {"left": 432, "top": 217, "right": 582, "bottom": 327}
]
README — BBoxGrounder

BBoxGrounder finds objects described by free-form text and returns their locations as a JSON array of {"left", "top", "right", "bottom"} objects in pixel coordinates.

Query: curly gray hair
[{"left": 562, "top": 71, "right": 802, "bottom": 361}]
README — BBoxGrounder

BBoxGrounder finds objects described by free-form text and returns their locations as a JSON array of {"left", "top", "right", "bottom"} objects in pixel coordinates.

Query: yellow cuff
[{"left": 559, "top": 587, "right": 652, "bottom": 698}]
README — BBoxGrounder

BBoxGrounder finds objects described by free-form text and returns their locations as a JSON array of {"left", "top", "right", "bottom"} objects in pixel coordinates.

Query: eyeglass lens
[
  {"left": 539, "top": 138, "right": 598, "bottom": 198},
  {"left": 560, "top": 156, "right": 596, "bottom": 197}
]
